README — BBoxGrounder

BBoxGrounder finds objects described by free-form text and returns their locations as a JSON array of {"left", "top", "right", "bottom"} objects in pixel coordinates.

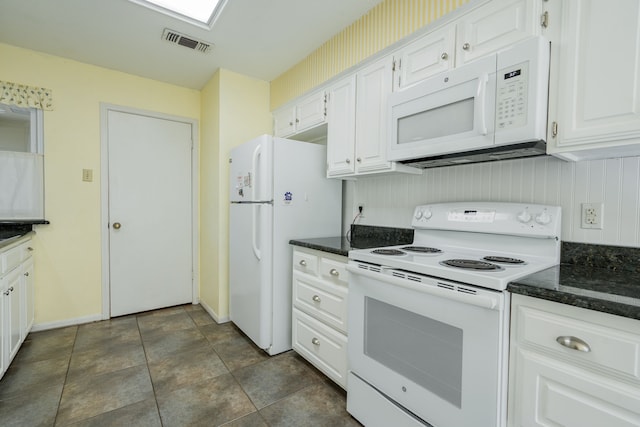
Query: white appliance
[
  {"left": 346, "top": 202, "right": 561, "bottom": 427},
  {"left": 229, "top": 134, "right": 341, "bottom": 356},
  {"left": 387, "top": 36, "right": 550, "bottom": 168}
]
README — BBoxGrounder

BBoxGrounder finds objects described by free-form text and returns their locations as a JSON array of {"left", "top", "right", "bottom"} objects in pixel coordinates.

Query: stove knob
[
  {"left": 414, "top": 209, "right": 424, "bottom": 220},
  {"left": 423, "top": 209, "right": 433, "bottom": 220},
  {"left": 535, "top": 210, "right": 552, "bottom": 225},
  {"left": 517, "top": 210, "right": 532, "bottom": 223}
]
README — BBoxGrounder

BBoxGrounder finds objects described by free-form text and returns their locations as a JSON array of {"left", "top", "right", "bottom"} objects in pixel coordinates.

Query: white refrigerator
[{"left": 229, "top": 134, "right": 342, "bottom": 355}]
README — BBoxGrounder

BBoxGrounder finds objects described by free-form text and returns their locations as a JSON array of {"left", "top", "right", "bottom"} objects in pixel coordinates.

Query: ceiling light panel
[{"left": 129, "top": 0, "right": 226, "bottom": 27}]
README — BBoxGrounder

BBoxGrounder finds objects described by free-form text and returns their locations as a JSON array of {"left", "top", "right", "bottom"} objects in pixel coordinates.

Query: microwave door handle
[{"left": 477, "top": 73, "right": 489, "bottom": 136}]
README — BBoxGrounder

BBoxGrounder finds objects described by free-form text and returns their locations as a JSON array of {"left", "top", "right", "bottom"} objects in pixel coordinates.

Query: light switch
[{"left": 82, "top": 169, "right": 93, "bottom": 182}]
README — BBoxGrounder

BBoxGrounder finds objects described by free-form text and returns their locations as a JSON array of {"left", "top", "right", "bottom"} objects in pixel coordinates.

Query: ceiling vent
[{"left": 162, "top": 28, "right": 212, "bottom": 53}]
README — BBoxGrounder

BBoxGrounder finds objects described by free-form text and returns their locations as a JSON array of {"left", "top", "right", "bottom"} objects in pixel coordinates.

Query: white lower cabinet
[
  {"left": 508, "top": 294, "right": 640, "bottom": 426},
  {"left": 1, "top": 236, "right": 34, "bottom": 379},
  {"left": 291, "top": 246, "right": 349, "bottom": 388}
]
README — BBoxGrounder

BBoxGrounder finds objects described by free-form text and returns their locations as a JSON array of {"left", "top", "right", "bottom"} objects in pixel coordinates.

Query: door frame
[{"left": 99, "top": 103, "right": 199, "bottom": 319}]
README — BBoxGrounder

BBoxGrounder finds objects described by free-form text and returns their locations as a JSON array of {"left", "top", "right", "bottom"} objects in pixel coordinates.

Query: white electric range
[{"left": 346, "top": 202, "right": 561, "bottom": 427}]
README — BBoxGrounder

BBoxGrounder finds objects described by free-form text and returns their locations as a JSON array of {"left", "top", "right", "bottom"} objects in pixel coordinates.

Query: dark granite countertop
[
  {"left": 289, "top": 224, "right": 413, "bottom": 257},
  {"left": 508, "top": 242, "right": 640, "bottom": 320}
]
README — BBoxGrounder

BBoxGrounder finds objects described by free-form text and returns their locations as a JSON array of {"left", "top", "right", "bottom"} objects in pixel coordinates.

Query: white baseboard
[
  {"left": 31, "top": 313, "right": 104, "bottom": 332},
  {"left": 199, "top": 300, "right": 229, "bottom": 324}
]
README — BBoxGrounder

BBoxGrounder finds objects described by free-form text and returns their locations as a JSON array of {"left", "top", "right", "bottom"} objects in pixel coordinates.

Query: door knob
[{"left": 113, "top": 222, "right": 122, "bottom": 230}]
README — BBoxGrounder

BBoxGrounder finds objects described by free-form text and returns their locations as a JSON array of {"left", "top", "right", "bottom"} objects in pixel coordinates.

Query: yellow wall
[
  {"left": 199, "top": 69, "right": 271, "bottom": 320},
  {"left": 270, "top": 0, "right": 469, "bottom": 110},
  {"left": 0, "top": 43, "right": 200, "bottom": 325}
]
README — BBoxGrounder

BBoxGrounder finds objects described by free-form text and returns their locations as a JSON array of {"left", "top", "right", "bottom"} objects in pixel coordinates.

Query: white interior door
[{"left": 107, "top": 110, "right": 193, "bottom": 317}]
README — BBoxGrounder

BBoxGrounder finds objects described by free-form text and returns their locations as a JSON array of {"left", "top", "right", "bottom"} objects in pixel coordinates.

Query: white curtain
[{"left": 0, "top": 152, "right": 44, "bottom": 219}]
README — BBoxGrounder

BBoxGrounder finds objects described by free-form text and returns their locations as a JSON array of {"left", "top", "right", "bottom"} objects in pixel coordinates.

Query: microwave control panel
[{"left": 496, "top": 61, "right": 529, "bottom": 130}]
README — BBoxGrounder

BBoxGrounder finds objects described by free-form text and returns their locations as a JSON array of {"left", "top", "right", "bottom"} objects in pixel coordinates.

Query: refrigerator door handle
[
  {"left": 251, "top": 143, "right": 261, "bottom": 200},
  {"left": 252, "top": 204, "right": 261, "bottom": 260}
]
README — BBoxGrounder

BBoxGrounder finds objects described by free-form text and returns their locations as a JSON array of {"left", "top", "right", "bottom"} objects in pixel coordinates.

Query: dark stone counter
[
  {"left": 508, "top": 242, "right": 640, "bottom": 320},
  {"left": 289, "top": 224, "right": 413, "bottom": 257}
]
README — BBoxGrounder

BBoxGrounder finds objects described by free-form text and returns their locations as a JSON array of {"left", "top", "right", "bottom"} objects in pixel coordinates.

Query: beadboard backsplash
[{"left": 347, "top": 155, "right": 640, "bottom": 247}]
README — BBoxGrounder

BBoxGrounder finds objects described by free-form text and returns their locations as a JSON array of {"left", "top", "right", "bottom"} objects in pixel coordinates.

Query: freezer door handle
[{"left": 252, "top": 204, "right": 261, "bottom": 260}]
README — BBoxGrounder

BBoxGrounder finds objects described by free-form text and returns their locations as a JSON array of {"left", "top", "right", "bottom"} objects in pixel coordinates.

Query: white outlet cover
[{"left": 581, "top": 202, "right": 604, "bottom": 229}]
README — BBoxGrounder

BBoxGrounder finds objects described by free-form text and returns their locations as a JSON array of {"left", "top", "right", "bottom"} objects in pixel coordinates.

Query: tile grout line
[{"left": 52, "top": 325, "right": 79, "bottom": 427}]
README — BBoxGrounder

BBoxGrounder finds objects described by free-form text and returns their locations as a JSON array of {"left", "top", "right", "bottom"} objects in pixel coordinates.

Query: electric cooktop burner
[
  {"left": 371, "top": 249, "right": 405, "bottom": 256},
  {"left": 401, "top": 246, "right": 442, "bottom": 253},
  {"left": 482, "top": 256, "right": 525, "bottom": 264},
  {"left": 440, "top": 259, "right": 504, "bottom": 271}
]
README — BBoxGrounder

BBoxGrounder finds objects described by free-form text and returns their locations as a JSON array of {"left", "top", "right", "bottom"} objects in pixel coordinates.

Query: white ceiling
[{"left": 0, "top": 0, "right": 383, "bottom": 89}]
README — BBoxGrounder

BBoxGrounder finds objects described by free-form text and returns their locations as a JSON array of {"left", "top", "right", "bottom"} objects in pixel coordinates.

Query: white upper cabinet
[
  {"left": 273, "top": 90, "right": 327, "bottom": 138},
  {"left": 355, "top": 56, "right": 395, "bottom": 173},
  {"left": 394, "top": 25, "right": 456, "bottom": 91},
  {"left": 456, "top": 0, "right": 542, "bottom": 65},
  {"left": 326, "top": 75, "right": 357, "bottom": 176},
  {"left": 546, "top": 0, "right": 640, "bottom": 161}
]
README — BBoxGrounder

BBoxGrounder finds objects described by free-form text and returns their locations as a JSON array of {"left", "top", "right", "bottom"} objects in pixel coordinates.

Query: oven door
[
  {"left": 387, "top": 55, "right": 497, "bottom": 162},
  {"left": 346, "top": 264, "right": 508, "bottom": 427}
]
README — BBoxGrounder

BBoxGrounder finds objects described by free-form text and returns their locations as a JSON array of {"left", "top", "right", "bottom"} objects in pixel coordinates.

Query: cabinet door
[
  {"left": 0, "top": 281, "right": 7, "bottom": 376},
  {"left": 273, "top": 106, "right": 296, "bottom": 137},
  {"left": 22, "top": 257, "right": 34, "bottom": 333},
  {"left": 456, "top": 0, "right": 541, "bottom": 64},
  {"left": 6, "top": 268, "right": 22, "bottom": 362},
  {"left": 326, "top": 75, "right": 356, "bottom": 177},
  {"left": 510, "top": 348, "right": 640, "bottom": 426},
  {"left": 547, "top": 0, "right": 640, "bottom": 160},
  {"left": 394, "top": 25, "right": 456, "bottom": 90},
  {"left": 296, "top": 91, "right": 327, "bottom": 133},
  {"left": 355, "top": 56, "right": 394, "bottom": 173}
]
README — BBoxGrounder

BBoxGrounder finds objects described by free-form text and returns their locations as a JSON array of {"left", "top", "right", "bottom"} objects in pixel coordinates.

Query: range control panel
[{"left": 412, "top": 202, "right": 561, "bottom": 238}]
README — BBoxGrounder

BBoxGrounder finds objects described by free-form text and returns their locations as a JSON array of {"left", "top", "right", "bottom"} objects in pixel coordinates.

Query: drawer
[
  {"left": 1, "top": 241, "right": 31, "bottom": 275},
  {"left": 292, "top": 308, "right": 348, "bottom": 389},
  {"left": 515, "top": 303, "right": 640, "bottom": 380},
  {"left": 293, "top": 271, "right": 348, "bottom": 333},
  {"left": 319, "top": 257, "right": 348, "bottom": 286},
  {"left": 293, "top": 250, "right": 318, "bottom": 275}
]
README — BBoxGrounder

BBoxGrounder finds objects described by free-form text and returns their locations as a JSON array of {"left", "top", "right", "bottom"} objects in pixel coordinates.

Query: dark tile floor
[{"left": 0, "top": 304, "right": 361, "bottom": 426}]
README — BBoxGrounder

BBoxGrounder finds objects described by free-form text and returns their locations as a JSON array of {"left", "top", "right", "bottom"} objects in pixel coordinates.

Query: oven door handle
[{"left": 347, "top": 265, "right": 502, "bottom": 310}]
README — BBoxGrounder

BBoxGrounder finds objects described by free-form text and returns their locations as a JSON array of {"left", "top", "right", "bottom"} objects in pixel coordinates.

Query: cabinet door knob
[
  {"left": 9, "top": 286, "right": 14, "bottom": 292},
  {"left": 311, "top": 337, "right": 320, "bottom": 346},
  {"left": 346, "top": 158, "right": 351, "bottom": 164},
  {"left": 299, "top": 259, "right": 307, "bottom": 267},
  {"left": 329, "top": 268, "right": 339, "bottom": 277},
  {"left": 289, "top": 121, "right": 293, "bottom": 126},
  {"left": 112, "top": 222, "right": 122, "bottom": 230},
  {"left": 24, "top": 272, "right": 29, "bottom": 277},
  {"left": 556, "top": 336, "right": 591, "bottom": 353},
  {"left": 312, "top": 295, "right": 321, "bottom": 302},
  {"left": 27, "top": 247, "right": 34, "bottom": 251},
  {"left": 462, "top": 42, "right": 470, "bottom": 51},
  {"left": 356, "top": 157, "right": 362, "bottom": 163},
  {"left": 441, "top": 52, "right": 448, "bottom": 60},
  {"left": 3, "top": 290, "right": 9, "bottom": 296},
  {"left": 295, "top": 118, "right": 300, "bottom": 123}
]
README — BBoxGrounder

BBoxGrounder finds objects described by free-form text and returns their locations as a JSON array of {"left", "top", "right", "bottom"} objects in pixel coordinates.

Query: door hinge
[
  {"left": 540, "top": 11, "right": 549, "bottom": 28},
  {"left": 552, "top": 121, "right": 558, "bottom": 138}
]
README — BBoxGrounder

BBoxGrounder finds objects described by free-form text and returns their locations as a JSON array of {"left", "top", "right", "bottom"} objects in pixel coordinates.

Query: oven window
[
  {"left": 364, "top": 297, "right": 463, "bottom": 407},
  {"left": 397, "top": 97, "right": 474, "bottom": 144}
]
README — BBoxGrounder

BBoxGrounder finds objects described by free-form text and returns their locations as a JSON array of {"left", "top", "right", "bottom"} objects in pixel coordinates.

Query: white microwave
[{"left": 387, "top": 36, "right": 550, "bottom": 168}]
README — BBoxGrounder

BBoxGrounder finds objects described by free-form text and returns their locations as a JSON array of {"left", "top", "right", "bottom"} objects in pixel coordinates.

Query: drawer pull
[
  {"left": 312, "top": 337, "right": 320, "bottom": 346},
  {"left": 556, "top": 336, "right": 591, "bottom": 353},
  {"left": 299, "top": 260, "right": 307, "bottom": 267},
  {"left": 329, "top": 268, "right": 339, "bottom": 277},
  {"left": 312, "top": 295, "right": 321, "bottom": 303}
]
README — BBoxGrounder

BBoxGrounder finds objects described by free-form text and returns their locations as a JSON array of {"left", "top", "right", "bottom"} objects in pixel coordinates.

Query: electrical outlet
[
  {"left": 581, "top": 202, "right": 603, "bottom": 229},
  {"left": 358, "top": 204, "right": 365, "bottom": 218}
]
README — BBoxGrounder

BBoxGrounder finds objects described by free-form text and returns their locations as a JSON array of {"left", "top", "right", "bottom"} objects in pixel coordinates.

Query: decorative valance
[{"left": 0, "top": 80, "right": 53, "bottom": 110}]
